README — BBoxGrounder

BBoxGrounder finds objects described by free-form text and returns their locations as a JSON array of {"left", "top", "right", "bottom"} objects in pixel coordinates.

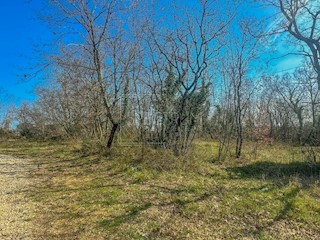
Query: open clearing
[{"left": 0, "top": 140, "right": 319, "bottom": 239}]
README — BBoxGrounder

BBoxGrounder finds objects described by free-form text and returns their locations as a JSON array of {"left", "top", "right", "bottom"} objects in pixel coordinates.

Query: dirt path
[{"left": 0, "top": 155, "right": 36, "bottom": 240}]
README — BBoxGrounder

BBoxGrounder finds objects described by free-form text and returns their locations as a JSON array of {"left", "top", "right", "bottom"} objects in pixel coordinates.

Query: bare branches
[{"left": 263, "top": 0, "right": 320, "bottom": 88}]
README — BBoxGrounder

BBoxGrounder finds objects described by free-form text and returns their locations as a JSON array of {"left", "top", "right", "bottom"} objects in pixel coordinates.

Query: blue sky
[
  {"left": 0, "top": 0, "right": 49, "bottom": 105},
  {"left": 0, "top": 0, "right": 304, "bottom": 108}
]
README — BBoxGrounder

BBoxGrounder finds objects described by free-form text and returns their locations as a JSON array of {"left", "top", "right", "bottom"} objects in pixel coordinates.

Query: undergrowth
[{"left": 0, "top": 139, "right": 319, "bottom": 239}]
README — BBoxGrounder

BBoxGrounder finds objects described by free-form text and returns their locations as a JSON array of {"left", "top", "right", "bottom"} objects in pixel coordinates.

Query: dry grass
[
  {"left": 0, "top": 139, "right": 319, "bottom": 239},
  {"left": 0, "top": 155, "right": 37, "bottom": 240}
]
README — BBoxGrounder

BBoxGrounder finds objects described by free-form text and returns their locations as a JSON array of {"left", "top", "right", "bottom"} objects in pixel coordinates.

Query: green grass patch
[{"left": 1, "top": 139, "right": 319, "bottom": 239}]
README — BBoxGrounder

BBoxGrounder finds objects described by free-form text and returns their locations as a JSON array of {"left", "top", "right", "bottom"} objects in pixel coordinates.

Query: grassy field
[{"left": 0, "top": 139, "right": 319, "bottom": 239}]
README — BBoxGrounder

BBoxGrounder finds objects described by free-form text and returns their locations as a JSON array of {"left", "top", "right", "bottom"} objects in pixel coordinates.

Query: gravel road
[{"left": 0, "top": 155, "right": 36, "bottom": 240}]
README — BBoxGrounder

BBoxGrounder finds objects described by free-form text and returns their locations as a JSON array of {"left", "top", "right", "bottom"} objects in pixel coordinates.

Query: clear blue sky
[
  {"left": 0, "top": 0, "right": 49, "bottom": 105},
  {"left": 0, "top": 0, "right": 303, "bottom": 108}
]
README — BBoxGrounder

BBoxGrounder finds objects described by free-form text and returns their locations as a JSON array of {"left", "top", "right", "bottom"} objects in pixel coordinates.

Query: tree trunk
[
  {"left": 236, "top": 128, "right": 243, "bottom": 159},
  {"left": 297, "top": 111, "right": 303, "bottom": 145},
  {"left": 107, "top": 123, "right": 119, "bottom": 148}
]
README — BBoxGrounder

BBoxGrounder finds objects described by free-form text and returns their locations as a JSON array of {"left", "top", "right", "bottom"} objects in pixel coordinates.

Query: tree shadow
[
  {"left": 228, "top": 161, "right": 320, "bottom": 187},
  {"left": 228, "top": 161, "right": 320, "bottom": 237},
  {"left": 98, "top": 183, "right": 217, "bottom": 232},
  {"left": 99, "top": 202, "right": 152, "bottom": 229},
  {"left": 274, "top": 186, "right": 300, "bottom": 221}
]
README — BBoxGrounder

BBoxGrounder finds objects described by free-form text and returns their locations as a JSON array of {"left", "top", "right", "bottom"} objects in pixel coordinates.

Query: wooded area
[
  {"left": 0, "top": 1, "right": 320, "bottom": 239},
  {"left": 0, "top": 0, "right": 319, "bottom": 159}
]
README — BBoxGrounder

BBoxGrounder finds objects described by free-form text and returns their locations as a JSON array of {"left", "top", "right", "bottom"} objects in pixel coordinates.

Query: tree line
[{"left": 2, "top": 0, "right": 320, "bottom": 158}]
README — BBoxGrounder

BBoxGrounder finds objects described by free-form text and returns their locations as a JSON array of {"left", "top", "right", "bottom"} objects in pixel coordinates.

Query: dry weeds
[{"left": 0, "top": 141, "right": 319, "bottom": 239}]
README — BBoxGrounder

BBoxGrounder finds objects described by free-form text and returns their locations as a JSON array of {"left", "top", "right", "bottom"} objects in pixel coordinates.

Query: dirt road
[{"left": 0, "top": 155, "right": 36, "bottom": 240}]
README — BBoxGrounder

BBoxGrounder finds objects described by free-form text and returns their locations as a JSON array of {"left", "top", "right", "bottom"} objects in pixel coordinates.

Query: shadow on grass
[
  {"left": 228, "top": 161, "right": 320, "bottom": 186},
  {"left": 99, "top": 202, "right": 152, "bottom": 229},
  {"left": 98, "top": 183, "right": 217, "bottom": 232},
  {"left": 229, "top": 162, "right": 320, "bottom": 237},
  {"left": 251, "top": 185, "right": 301, "bottom": 237},
  {"left": 274, "top": 186, "right": 300, "bottom": 221}
]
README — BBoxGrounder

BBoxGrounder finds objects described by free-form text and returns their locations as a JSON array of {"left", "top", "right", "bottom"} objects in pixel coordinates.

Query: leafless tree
[
  {"left": 145, "top": 0, "right": 235, "bottom": 154},
  {"left": 43, "top": 0, "right": 140, "bottom": 147},
  {"left": 295, "top": 66, "right": 320, "bottom": 143},
  {"left": 219, "top": 19, "right": 260, "bottom": 159},
  {"left": 264, "top": 0, "right": 320, "bottom": 88}
]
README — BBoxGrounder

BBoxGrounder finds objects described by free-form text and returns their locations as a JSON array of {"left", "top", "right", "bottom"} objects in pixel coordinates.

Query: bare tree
[
  {"left": 220, "top": 19, "right": 260, "bottom": 159},
  {"left": 44, "top": 0, "right": 139, "bottom": 147},
  {"left": 145, "top": 0, "right": 234, "bottom": 154},
  {"left": 296, "top": 65, "right": 320, "bottom": 144},
  {"left": 264, "top": 0, "right": 320, "bottom": 88},
  {"left": 214, "top": 69, "right": 235, "bottom": 161}
]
